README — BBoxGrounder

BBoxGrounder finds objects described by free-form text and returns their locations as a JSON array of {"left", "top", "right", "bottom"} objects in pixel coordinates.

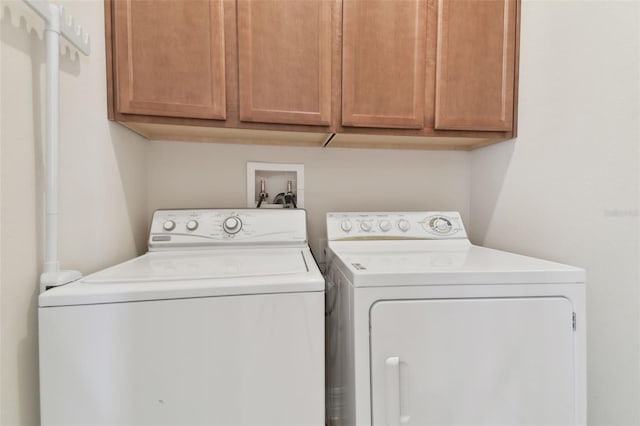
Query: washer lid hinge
[{"left": 572, "top": 312, "right": 577, "bottom": 331}]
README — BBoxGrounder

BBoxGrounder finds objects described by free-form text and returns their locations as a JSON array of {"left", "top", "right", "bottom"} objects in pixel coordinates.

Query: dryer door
[{"left": 370, "top": 297, "right": 576, "bottom": 426}]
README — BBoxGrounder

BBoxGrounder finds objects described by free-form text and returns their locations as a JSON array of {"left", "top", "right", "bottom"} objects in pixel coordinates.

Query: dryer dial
[{"left": 429, "top": 217, "right": 453, "bottom": 234}]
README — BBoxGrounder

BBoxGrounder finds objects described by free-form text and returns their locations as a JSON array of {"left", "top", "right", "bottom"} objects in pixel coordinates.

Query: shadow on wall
[
  {"left": 109, "top": 123, "right": 149, "bottom": 255},
  {"left": 469, "top": 139, "right": 516, "bottom": 245},
  {"left": 16, "top": 292, "right": 40, "bottom": 425}
]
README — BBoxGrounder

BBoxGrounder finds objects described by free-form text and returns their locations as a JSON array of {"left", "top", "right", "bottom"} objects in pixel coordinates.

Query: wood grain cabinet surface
[
  {"left": 105, "top": 0, "right": 521, "bottom": 150},
  {"left": 435, "top": 0, "right": 517, "bottom": 131},
  {"left": 338, "top": 0, "right": 518, "bottom": 135},
  {"left": 112, "top": 0, "right": 227, "bottom": 120},
  {"left": 237, "top": 0, "right": 333, "bottom": 126},
  {"left": 341, "top": 0, "right": 428, "bottom": 129}
]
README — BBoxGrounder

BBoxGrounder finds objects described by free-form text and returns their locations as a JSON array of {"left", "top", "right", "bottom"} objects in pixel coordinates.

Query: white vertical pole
[
  {"left": 20, "top": 0, "right": 87, "bottom": 290},
  {"left": 43, "top": 3, "right": 60, "bottom": 274}
]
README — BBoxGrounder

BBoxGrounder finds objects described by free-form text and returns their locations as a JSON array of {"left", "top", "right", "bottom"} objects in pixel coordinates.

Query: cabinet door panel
[
  {"left": 238, "top": 0, "right": 332, "bottom": 126},
  {"left": 435, "top": 0, "right": 516, "bottom": 131},
  {"left": 342, "top": 0, "right": 428, "bottom": 129},
  {"left": 370, "top": 298, "right": 576, "bottom": 426},
  {"left": 114, "top": 0, "right": 226, "bottom": 119}
]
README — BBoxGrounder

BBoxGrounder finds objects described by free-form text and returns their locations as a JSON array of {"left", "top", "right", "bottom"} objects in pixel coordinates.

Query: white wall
[
  {"left": 0, "top": 1, "right": 148, "bottom": 425},
  {"left": 147, "top": 141, "right": 471, "bottom": 259},
  {"left": 470, "top": 1, "right": 640, "bottom": 425}
]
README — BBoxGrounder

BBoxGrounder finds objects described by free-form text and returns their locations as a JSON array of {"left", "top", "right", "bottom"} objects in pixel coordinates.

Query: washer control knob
[
  {"left": 186, "top": 220, "right": 199, "bottom": 231},
  {"left": 163, "top": 220, "right": 176, "bottom": 231},
  {"left": 223, "top": 216, "right": 242, "bottom": 234},
  {"left": 378, "top": 220, "right": 392, "bottom": 232},
  {"left": 431, "top": 217, "right": 453, "bottom": 234},
  {"left": 340, "top": 220, "right": 353, "bottom": 233},
  {"left": 360, "top": 221, "right": 372, "bottom": 232},
  {"left": 397, "top": 219, "right": 411, "bottom": 232}
]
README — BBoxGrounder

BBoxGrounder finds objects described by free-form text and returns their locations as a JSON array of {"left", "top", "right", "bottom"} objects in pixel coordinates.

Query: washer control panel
[
  {"left": 149, "top": 209, "right": 308, "bottom": 250},
  {"left": 327, "top": 212, "right": 467, "bottom": 240}
]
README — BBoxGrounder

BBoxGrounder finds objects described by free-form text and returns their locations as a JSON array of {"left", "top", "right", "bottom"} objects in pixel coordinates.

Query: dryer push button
[{"left": 341, "top": 220, "right": 353, "bottom": 232}]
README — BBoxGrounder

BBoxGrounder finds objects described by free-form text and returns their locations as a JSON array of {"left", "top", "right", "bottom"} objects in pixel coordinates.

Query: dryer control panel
[
  {"left": 327, "top": 212, "right": 468, "bottom": 241},
  {"left": 148, "top": 209, "right": 308, "bottom": 250}
]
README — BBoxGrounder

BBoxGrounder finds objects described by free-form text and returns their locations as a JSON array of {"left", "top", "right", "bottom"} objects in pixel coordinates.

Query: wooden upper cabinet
[
  {"left": 237, "top": 0, "right": 333, "bottom": 126},
  {"left": 342, "top": 0, "right": 428, "bottom": 129},
  {"left": 105, "top": 0, "right": 521, "bottom": 148},
  {"left": 113, "top": 0, "right": 226, "bottom": 119},
  {"left": 435, "top": 0, "right": 517, "bottom": 131}
]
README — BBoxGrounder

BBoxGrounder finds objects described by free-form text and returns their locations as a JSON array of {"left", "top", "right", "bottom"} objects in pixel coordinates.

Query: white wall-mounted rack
[{"left": 22, "top": 0, "right": 90, "bottom": 55}]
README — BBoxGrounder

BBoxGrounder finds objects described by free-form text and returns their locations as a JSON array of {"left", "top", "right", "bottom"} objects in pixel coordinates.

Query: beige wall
[
  {"left": 0, "top": 1, "right": 148, "bottom": 425},
  {"left": 470, "top": 1, "right": 640, "bottom": 425},
  {"left": 147, "top": 141, "right": 470, "bottom": 258}
]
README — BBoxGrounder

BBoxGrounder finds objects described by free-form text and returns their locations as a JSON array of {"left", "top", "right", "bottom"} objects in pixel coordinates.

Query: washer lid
[
  {"left": 39, "top": 248, "right": 323, "bottom": 307},
  {"left": 329, "top": 241, "right": 585, "bottom": 286}
]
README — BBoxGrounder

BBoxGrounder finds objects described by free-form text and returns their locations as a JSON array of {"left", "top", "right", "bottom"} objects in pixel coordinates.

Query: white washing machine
[
  {"left": 325, "top": 211, "right": 586, "bottom": 426},
  {"left": 39, "top": 209, "right": 324, "bottom": 426}
]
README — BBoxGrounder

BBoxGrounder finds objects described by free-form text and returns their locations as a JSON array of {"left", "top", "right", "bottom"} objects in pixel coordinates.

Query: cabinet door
[
  {"left": 237, "top": 0, "right": 332, "bottom": 126},
  {"left": 435, "top": 0, "right": 517, "bottom": 131},
  {"left": 342, "top": 0, "right": 428, "bottom": 129},
  {"left": 370, "top": 297, "right": 576, "bottom": 426},
  {"left": 113, "top": 0, "right": 226, "bottom": 119}
]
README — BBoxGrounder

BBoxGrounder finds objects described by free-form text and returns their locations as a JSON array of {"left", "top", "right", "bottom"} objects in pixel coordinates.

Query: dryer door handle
[{"left": 385, "top": 357, "right": 410, "bottom": 425}]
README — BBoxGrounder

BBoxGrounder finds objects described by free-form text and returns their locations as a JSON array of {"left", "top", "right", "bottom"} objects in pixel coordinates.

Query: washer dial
[
  {"left": 341, "top": 220, "right": 353, "bottom": 232},
  {"left": 223, "top": 216, "right": 242, "bottom": 234},
  {"left": 163, "top": 220, "right": 176, "bottom": 231},
  {"left": 186, "top": 220, "right": 199, "bottom": 231}
]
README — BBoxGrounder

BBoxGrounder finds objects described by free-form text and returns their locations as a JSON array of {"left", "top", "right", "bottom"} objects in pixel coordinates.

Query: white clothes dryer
[
  {"left": 325, "top": 211, "right": 586, "bottom": 426},
  {"left": 39, "top": 209, "right": 324, "bottom": 426}
]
